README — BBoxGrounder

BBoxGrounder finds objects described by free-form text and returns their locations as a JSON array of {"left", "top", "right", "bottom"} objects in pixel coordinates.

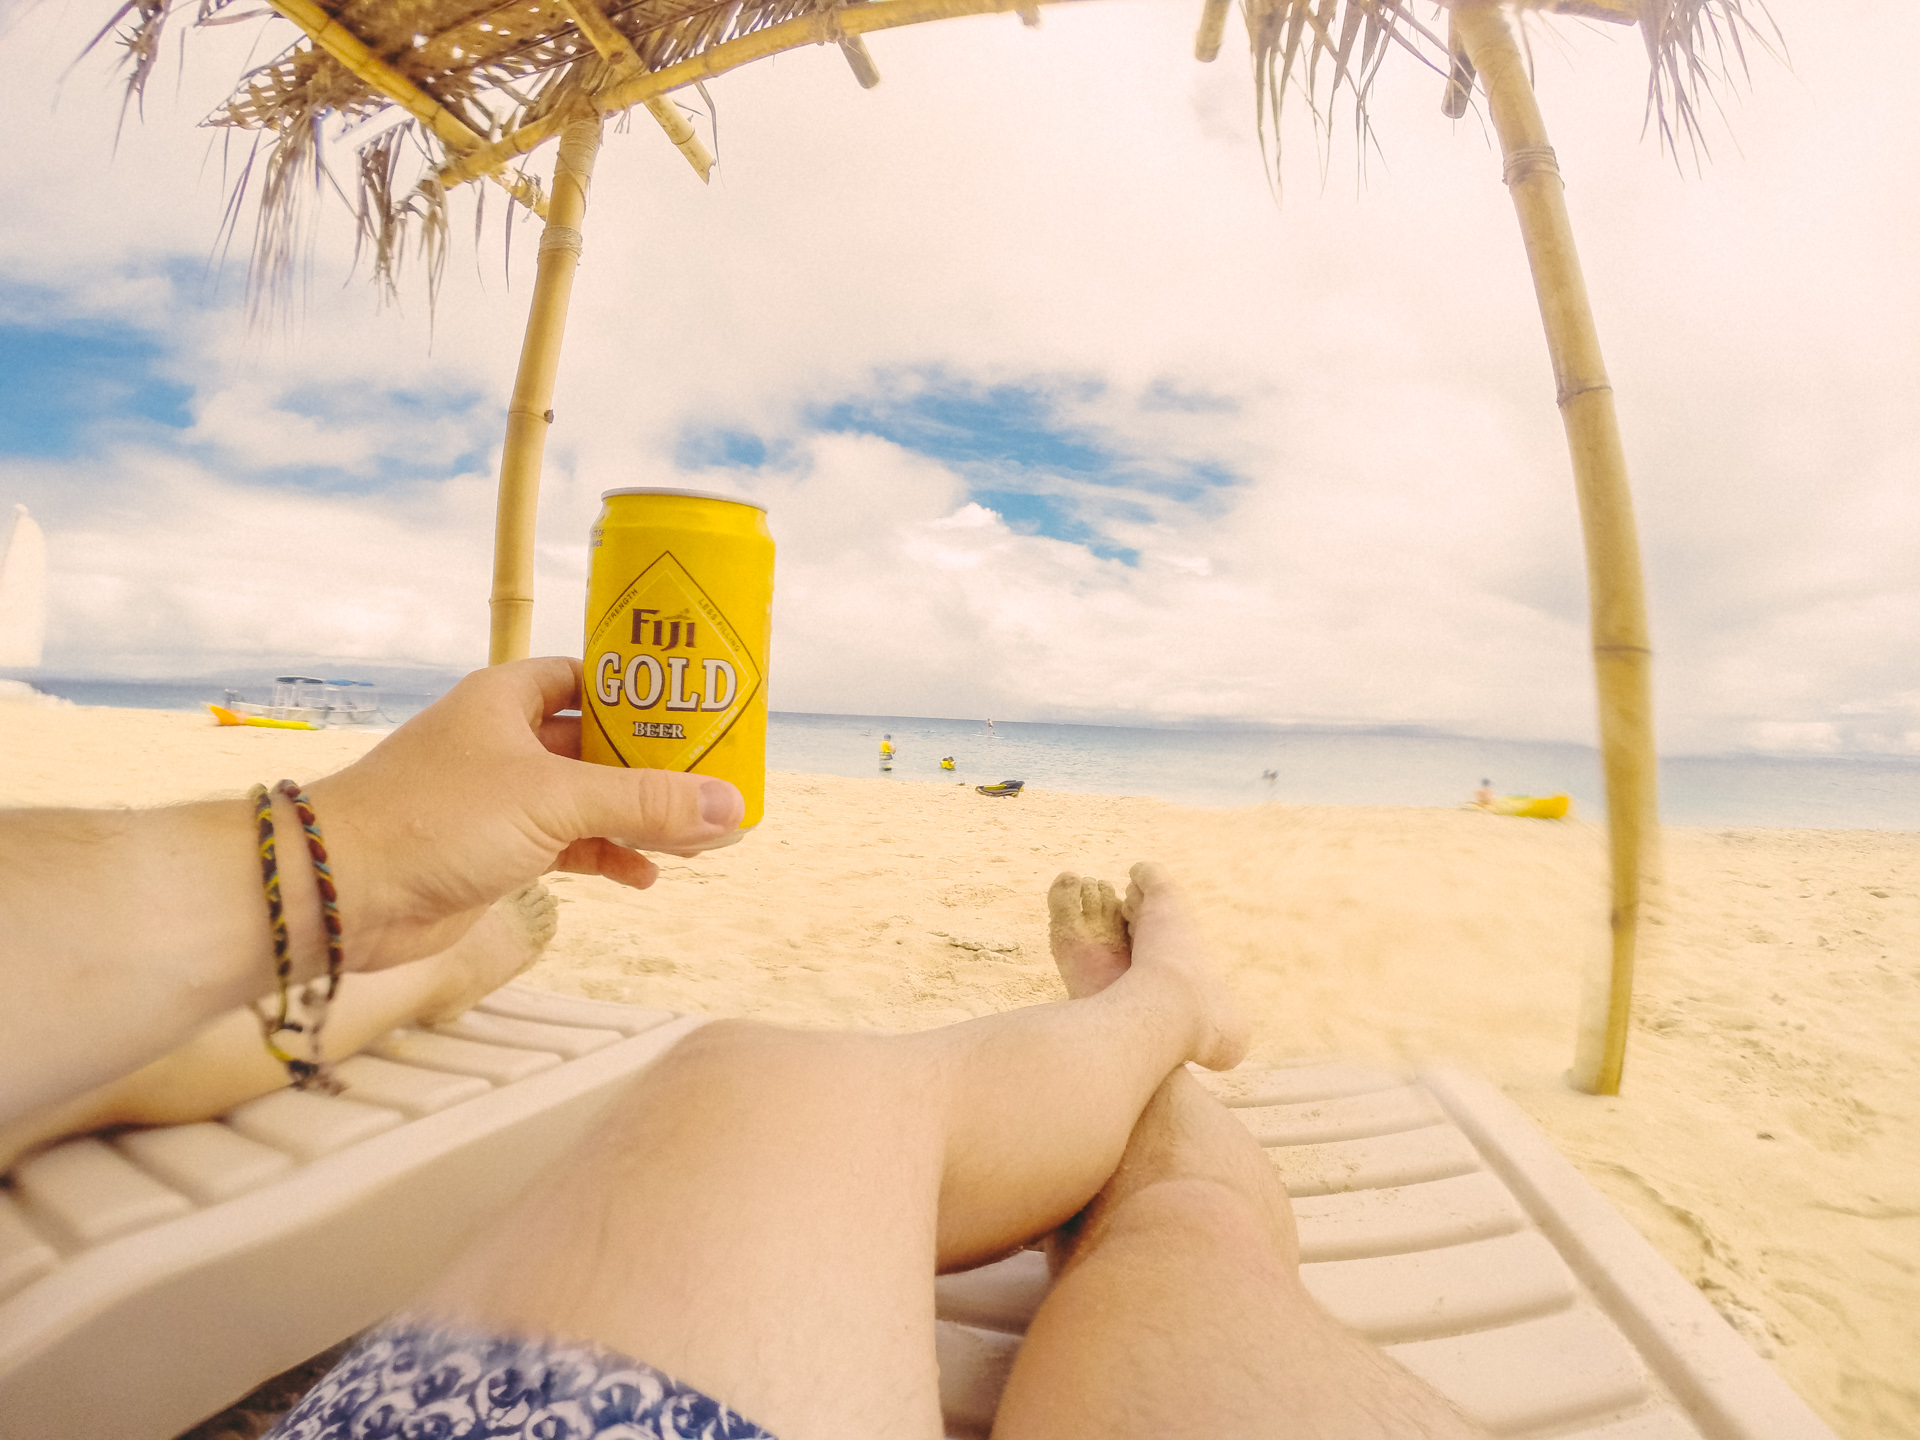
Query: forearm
[
  {"left": 0, "top": 792, "right": 328, "bottom": 1122},
  {"left": 0, "top": 658, "right": 743, "bottom": 1126}
]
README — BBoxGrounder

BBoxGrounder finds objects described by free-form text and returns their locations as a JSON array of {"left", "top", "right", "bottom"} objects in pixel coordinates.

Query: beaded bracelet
[{"left": 248, "top": 780, "right": 345, "bottom": 1093}]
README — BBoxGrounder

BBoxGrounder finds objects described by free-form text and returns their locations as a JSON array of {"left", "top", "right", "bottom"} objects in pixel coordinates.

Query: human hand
[{"left": 306, "top": 657, "right": 745, "bottom": 971}]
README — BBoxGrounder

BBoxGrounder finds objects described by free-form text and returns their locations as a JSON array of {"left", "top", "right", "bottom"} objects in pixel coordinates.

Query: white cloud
[{"left": 1, "top": 0, "right": 1915, "bottom": 755}]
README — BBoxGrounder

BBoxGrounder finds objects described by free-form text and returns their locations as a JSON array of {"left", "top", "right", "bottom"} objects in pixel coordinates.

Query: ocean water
[
  {"left": 768, "top": 712, "right": 1920, "bottom": 830},
  {"left": 11, "top": 678, "right": 1917, "bottom": 830}
]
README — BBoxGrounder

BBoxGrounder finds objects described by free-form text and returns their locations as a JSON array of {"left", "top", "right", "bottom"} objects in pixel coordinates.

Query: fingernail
[{"left": 699, "top": 779, "right": 745, "bottom": 829}]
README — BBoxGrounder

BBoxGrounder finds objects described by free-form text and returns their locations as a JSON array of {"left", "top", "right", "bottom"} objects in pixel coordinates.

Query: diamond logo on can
[{"left": 585, "top": 550, "right": 763, "bottom": 771}]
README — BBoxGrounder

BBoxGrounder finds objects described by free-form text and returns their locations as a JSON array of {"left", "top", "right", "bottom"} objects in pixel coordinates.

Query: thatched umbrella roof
[{"left": 89, "top": 0, "right": 1770, "bottom": 309}]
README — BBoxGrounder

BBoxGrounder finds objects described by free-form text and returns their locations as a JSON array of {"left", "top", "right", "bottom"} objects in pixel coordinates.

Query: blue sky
[
  {"left": 0, "top": 316, "right": 193, "bottom": 456},
  {"left": 676, "top": 371, "right": 1248, "bottom": 564},
  {"left": 0, "top": 0, "right": 1914, "bottom": 754}
]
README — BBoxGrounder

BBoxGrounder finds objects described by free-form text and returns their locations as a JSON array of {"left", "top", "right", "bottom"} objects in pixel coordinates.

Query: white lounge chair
[{"left": 0, "top": 989, "right": 1837, "bottom": 1440}]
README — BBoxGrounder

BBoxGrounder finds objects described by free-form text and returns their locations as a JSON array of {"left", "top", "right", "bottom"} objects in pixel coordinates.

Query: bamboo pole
[
  {"left": 437, "top": 0, "right": 1068, "bottom": 192},
  {"left": 555, "top": 0, "right": 716, "bottom": 179},
  {"left": 263, "top": 0, "right": 549, "bottom": 217},
  {"left": 1194, "top": 0, "right": 1231, "bottom": 62},
  {"left": 839, "top": 35, "right": 884, "bottom": 88},
  {"left": 487, "top": 112, "right": 603, "bottom": 665},
  {"left": 1452, "top": 1, "right": 1658, "bottom": 1096}
]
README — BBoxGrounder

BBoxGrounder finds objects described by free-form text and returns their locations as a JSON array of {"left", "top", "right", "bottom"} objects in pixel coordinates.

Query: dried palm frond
[
  {"left": 1239, "top": 0, "right": 1779, "bottom": 191},
  {"left": 1241, "top": 0, "right": 1449, "bottom": 193},
  {"left": 80, "top": 0, "right": 1779, "bottom": 314},
  {"left": 203, "top": 44, "right": 385, "bottom": 322},
  {"left": 81, "top": 0, "right": 788, "bottom": 313},
  {"left": 1636, "top": 0, "right": 1782, "bottom": 164},
  {"left": 81, "top": 0, "right": 252, "bottom": 136}
]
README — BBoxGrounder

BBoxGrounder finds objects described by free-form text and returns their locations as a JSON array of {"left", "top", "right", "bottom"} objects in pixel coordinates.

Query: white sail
[{"left": 0, "top": 505, "right": 47, "bottom": 669}]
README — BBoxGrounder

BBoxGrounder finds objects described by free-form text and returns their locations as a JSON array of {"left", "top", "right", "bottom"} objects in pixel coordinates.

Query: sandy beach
[{"left": 2, "top": 700, "right": 1914, "bottom": 1438}]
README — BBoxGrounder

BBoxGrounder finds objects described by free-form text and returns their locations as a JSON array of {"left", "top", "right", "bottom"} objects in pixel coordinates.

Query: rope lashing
[
  {"left": 1502, "top": 144, "right": 1560, "bottom": 187},
  {"left": 539, "top": 224, "right": 585, "bottom": 259}
]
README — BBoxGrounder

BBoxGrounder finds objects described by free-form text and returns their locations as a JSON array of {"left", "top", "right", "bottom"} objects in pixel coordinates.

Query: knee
[
  {"left": 639, "top": 1020, "right": 920, "bottom": 1129},
  {"left": 1097, "top": 1178, "right": 1294, "bottom": 1276},
  {"left": 668, "top": 1018, "right": 887, "bottom": 1087}
]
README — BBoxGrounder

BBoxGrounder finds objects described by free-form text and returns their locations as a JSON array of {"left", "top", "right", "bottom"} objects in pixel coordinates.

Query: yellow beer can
[{"left": 581, "top": 488, "right": 774, "bottom": 829}]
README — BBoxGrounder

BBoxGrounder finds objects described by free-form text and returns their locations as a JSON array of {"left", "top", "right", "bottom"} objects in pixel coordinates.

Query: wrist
[
  {"left": 258, "top": 786, "right": 334, "bottom": 988},
  {"left": 298, "top": 772, "right": 422, "bottom": 972}
]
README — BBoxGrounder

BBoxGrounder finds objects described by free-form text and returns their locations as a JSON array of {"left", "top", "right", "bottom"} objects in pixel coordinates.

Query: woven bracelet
[{"left": 247, "top": 780, "right": 345, "bottom": 1093}]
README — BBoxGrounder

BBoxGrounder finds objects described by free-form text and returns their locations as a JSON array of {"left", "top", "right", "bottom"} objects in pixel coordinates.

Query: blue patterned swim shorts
[{"left": 262, "top": 1318, "right": 778, "bottom": 1440}]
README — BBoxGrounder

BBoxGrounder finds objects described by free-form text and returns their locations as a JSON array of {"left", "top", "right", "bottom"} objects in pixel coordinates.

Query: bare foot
[
  {"left": 1049, "top": 864, "right": 1249, "bottom": 1072},
  {"left": 1046, "top": 873, "right": 1131, "bottom": 998},
  {"left": 418, "top": 882, "right": 558, "bottom": 1025},
  {"left": 1121, "top": 862, "right": 1250, "bottom": 1072}
]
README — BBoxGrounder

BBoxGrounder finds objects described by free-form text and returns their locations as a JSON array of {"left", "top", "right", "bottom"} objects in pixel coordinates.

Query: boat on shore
[
  {"left": 212, "top": 676, "right": 385, "bottom": 729},
  {"left": 1487, "top": 793, "right": 1572, "bottom": 819}
]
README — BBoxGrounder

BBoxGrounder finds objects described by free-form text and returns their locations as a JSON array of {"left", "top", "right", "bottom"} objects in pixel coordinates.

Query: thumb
[{"left": 560, "top": 760, "right": 745, "bottom": 852}]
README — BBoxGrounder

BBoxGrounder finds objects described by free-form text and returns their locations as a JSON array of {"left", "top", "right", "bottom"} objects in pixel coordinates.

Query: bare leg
[
  {"left": 0, "top": 885, "right": 555, "bottom": 1172},
  {"left": 413, "top": 863, "right": 1247, "bottom": 1440},
  {"left": 992, "top": 926, "right": 1488, "bottom": 1439}
]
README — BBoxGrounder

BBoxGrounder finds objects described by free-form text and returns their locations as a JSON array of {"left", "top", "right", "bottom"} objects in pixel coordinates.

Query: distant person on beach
[
  {"left": 0, "top": 661, "right": 1486, "bottom": 1440},
  {"left": 1474, "top": 778, "right": 1495, "bottom": 809}
]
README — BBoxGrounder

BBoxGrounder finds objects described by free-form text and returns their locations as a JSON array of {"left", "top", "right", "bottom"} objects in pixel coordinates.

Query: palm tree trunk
[
  {"left": 1452, "top": 2, "right": 1658, "bottom": 1095},
  {"left": 488, "top": 112, "right": 603, "bottom": 665}
]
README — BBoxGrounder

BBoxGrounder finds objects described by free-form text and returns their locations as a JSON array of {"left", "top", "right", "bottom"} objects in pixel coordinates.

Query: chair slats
[
  {"left": 1264, "top": 1124, "right": 1482, "bottom": 1198},
  {"left": 934, "top": 1248, "right": 1050, "bottom": 1335},
  {"left": 433, "top": 1011, "right": 623, "bottom": 1059},
  {"left": 225, "top": 1090, "right": 405, "bottom": 1163},
  {"left": 1386, "top": 1306, "right": 1650, "bottom": 1435},
  {"left": 114, "top": 1123, "right": 293, "bottom": 1206},
  {"left": 476, "top": 988, "right": 677, "bottom": 1036},
  {"left": 10, "top": 1139, "right": 192, "bottom": 1247},
  {"left": 367, "top": 1031, "right": 562, "bottom": 1084},
  {"left": 934, "top": 1319, "right": 1023, "bottom": 1439},
  {"left": 1560, "top": 1408, "right": 1708, "bottom": 1440},
  {"left": 332, "top": 1055, "right": 492, "bottom": 1117},
  {"left": 1209, "top": 1061, "right": 1407, "bottom": 1108},
  {"left": 0, "top": 1192, "right": 57, "bottom": 1302},
  {"left": 1299, "top": 1229, "right": 1576, "bottom": 1343},
  {"left": 1236, "top": 1083, "right": 1443, "bottom": 1148},
  {"left": 1293, "top": 1171, "right": 1527, "bottom": 1263}
]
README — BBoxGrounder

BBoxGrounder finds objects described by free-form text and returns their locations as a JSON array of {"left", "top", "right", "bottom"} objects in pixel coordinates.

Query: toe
[
  {"left": 1079, "top": 877, "right": 1105, "bottom": 925},
  {"left": 1090, "top": 879, "right": 1124, "bottom": 940},
  {"left": 1123, "top": 861, "right": 1176, "bottom": 925},
  {"left": 1048, "top": 872, "right": 1086, "bottom": 928}
]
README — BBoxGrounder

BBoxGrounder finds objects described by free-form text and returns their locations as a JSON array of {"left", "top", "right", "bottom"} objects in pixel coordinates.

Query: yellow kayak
[
  {"left": 1490, "top": 793, "right": 1571, "bottom": 819},
  {"left": 209, "top": 703, "right": 319, "bottom": 731}
]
